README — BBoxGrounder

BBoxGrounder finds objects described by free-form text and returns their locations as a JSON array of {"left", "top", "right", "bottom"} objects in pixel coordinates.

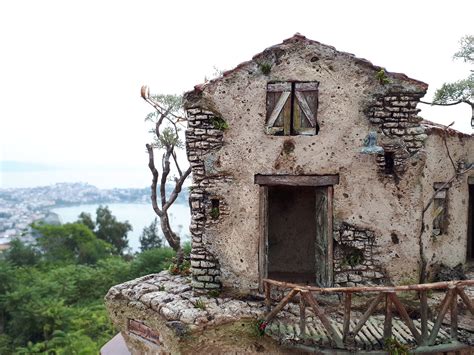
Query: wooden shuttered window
[
  {"left": 294, "top": 82, "right": 319, "bottom": 135},
  {"left": 265, "top": 81, "right": 319, "bottom": 136},
  {"left": 266, "top": 82, "right": 292, "bottom": 135},
  {"left": 432, "top": 185, "right": 448, "bottom": 237}
]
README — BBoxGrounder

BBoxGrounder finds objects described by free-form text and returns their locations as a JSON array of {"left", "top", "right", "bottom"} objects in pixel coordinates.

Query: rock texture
[
  {"left": 333, "top": 222, "right": 388, "bottom": 287},
  {"left": 105, "top": 271, "right": 294, "bottom": 354},
  {"left": 105, "top": 271, "right": 474, "bottom": 353},
  {"left": 186, "top": 108, "right": 230, "bottom": 291}
]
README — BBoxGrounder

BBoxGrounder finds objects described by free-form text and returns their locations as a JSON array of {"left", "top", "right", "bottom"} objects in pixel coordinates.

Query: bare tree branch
[
  {"left": 141, "top": 85, "right": 191, "bottom": 266},
  {"left": 163, "top": 167, "right": 192, "bottom": 213},
  {"left": 146, "top": 143, "right": 163, "bottom": 218},
  {"left": 160, "top": 148, "right": 172, "bottom": 207},
  {"left": 419, "top": 100, "right": 464, "bottom": 107},
  {"left": 172, "top": 151, "right": 183, "bottom": 178},
  {"left": 442, "top": 121, "right": 457, "bottom": 172}
]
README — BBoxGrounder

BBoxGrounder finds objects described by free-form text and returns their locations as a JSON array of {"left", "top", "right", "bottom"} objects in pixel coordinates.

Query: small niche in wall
[
  {"left": 210, "top": 199, "right": 220, "bottom": 219},
  {"left": 384, "top": 151, "right": 394, "bottom": 174}
]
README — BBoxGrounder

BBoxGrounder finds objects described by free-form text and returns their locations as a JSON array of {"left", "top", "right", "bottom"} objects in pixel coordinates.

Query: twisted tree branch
[{"left": 142, "top": 86, "right": 191, "bottom": 266}]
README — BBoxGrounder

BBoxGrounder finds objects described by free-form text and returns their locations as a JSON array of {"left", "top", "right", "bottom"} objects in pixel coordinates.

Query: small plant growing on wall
[
  {"left": 210, "top": 116, "right": 229, "bottom": 131},
  {"left": 210, "top": 206, "right": 220, "bottom": 219},
  {"left": 384, "top": 337, "right": 409, "bottom": 355},
  {"left": 210, "top": 199, "right": 220, "bottom": 219},
  {"left": 376, "top": 69, "right": 391, "bottom": 85},
  {"left": 208, "top": 289, "right": 221, "bottom": 298},
  {"left": 254, "top": 319, "right": 267, "bottom": 337},
  {"left": 194, "top": 299, "right": 206, "bottom": 310},
  {"left": 259, "top": 62, "right": 272, "bottom": 75},
  {"left": 169, "top": 259, "right": 191, "bottom": 275}
]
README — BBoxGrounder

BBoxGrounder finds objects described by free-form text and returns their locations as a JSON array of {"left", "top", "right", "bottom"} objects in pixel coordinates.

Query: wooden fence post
[
  {"left": 450, "top": 290, "right": 458, "bottom": 340},
  {"left": 264, "top": 282, "right": 271, "bottom": 312},
  {"left": 342, "top": 292, "right": 351, "bottom": 342},
  {"left": 420, "top": 290, "right": 428, "bottom": 345},
  {"left": 299, "top": 291, "right": 306, "bottom": 337},
  {"left": 383, "top": 292, "right": 393, "bottom": 341}
]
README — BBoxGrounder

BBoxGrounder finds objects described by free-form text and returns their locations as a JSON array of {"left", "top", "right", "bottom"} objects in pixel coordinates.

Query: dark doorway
[
  {"left": 468, "top": 184, "right": 474, "bottom": 260},
  {"left": 267, "top": 186, "right": 329, "bottom": 285}
]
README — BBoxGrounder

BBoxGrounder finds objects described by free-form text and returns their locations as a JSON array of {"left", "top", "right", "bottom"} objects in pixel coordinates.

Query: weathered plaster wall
[
  {"left": 420, "top": 128, "right": 474, "bottom": 279},
  {"left": 184, "top": 35, "right": 442, "bottom": 292}
]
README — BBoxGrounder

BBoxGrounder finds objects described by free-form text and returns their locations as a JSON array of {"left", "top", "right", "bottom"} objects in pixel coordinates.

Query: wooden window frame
[
  {"left": 256, "top": 174, "right": 337, "bottom": 291},
  {"left": 265, "top": 81, "right": 319, "bottom": 136},
  {"left": 467, "top": 178, "right": 474, "bottom": 261},
  {"left": 432, "top": 183, "right": 449, "bottom": 237}
]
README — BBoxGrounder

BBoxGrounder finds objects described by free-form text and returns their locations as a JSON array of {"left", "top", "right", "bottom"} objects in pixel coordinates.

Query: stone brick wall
[
  {"left": 366, "top": 92, "right": 427, "bottom": 175},
  {"left": 186, "top": 108, "right": 227, "bottom": 292},
  {"left": 333, "top": 223, "right": 388, "bottom": 287}
]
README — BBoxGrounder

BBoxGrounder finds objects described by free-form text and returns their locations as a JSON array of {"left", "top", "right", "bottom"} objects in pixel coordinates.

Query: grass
[{"left": 194, "top": 299, "right": 206, "bottom": 310}]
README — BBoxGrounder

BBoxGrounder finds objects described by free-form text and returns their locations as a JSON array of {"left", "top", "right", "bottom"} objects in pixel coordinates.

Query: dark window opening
[
  {"left": 210, "top": 198, "right": 220, "bottom": 219},
  {"left": 467, "top": 184, "right": 474, "bottom": 260},
  {"left": 266, "top": 81, "right": 319, "bottom": 136},
  {"left": 384, "top": 151, "right": 394, "bottom": 174}
]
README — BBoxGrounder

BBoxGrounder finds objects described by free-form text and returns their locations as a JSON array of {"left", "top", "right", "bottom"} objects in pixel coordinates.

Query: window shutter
[
  {"left": 293, "top": 82, "right": 319, "bottom": 135},
  {"left": 266, "top": 82, "right": 292, "bottom": 135}
]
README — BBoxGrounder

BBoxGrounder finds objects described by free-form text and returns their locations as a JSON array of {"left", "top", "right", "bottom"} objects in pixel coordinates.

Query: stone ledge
[
  {"left": 104, "top": 271, "right": 294, "bottom": 353},
  {"left": 105, "top": 271, "right": 266, "bottom": 332}
]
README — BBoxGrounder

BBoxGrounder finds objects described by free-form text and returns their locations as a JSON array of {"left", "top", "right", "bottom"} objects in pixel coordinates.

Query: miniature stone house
[{"left": 183, "top": 34, "right": 474, "bottom": 294}]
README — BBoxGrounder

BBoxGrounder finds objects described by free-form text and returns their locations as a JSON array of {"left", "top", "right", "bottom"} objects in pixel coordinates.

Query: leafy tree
[
  {"left": 0, "top": 210, "right": 179, "bottom": 353},
  {"left": 34, "top": 223, "right": 112, "bottom": 264},
  {"left": 427, "top": 35, "right": 474, "bottom": 125},
  {"left": 94, "top": 205, "right": 132, "bottom": 255},
  {"left": 139, "top": 217, "right": 162, "bottom": 251},
  {"left": 2, "top": 238, "right": 40, "bottom": 266},
  {"left": 141, "top": 87, "right": 191, "bottom": 267},
  {"left": 130, "top": 247, "right": 175, "bottom": 277},
  {"left": 77, "top": 211, "right": 95, "bottom": 231},
  {"left": 0, "top": 334, "right": 12, "bottom": 354}
]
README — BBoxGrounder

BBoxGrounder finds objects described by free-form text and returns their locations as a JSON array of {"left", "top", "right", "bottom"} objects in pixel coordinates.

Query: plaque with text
[{"left": 128, "top": 319, "right": 161, "bottom": 346}]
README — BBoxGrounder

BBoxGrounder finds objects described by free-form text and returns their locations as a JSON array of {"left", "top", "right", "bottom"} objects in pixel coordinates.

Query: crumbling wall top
[{"left": 183, "top": 33, "right": 428, "bottom": 110}]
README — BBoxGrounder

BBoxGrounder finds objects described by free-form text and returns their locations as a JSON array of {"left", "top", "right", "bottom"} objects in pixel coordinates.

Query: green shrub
[{"left": 130, "top": 247, "right": 175, "bottom": 278}]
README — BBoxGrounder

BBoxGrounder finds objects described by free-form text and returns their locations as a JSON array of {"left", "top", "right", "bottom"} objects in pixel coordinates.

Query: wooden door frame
[
  {"left": 255, "top": 174, "right": 338, "bottom": 292},
  {"left": 467, "top": 177, "right": 474, "bottom": 261}
]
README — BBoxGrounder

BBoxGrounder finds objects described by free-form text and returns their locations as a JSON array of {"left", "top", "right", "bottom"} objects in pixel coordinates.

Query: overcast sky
[{"left": 1, "top": 0, "right": 472, "bottom": 172}]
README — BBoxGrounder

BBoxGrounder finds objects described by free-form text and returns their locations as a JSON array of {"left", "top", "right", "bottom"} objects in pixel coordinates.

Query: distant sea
[{"left": 52, "top": 203, "right": 190, "bottom": 253}]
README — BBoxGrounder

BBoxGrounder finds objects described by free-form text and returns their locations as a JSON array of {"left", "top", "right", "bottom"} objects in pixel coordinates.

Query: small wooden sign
[{"left": 128, "top": 319, "right": 161, "bottom": 346}]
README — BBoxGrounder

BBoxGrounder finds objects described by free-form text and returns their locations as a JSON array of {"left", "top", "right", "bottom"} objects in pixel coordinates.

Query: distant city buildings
[{"left": 0, "top": 182, "right": 157, "bottom": 250}]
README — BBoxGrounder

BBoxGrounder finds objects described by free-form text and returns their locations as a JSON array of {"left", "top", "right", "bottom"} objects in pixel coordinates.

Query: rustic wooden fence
[{"left": 262, "top": 278, "right": 474, "bottom": 351}]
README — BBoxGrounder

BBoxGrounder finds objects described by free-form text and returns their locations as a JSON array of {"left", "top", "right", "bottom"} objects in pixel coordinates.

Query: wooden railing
[{"left": 262, "top": 278, "right": 474, "bottom": 350}]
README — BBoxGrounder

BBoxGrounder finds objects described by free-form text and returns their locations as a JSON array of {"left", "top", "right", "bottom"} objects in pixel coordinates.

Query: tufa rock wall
[
  {"left": 366, "top": 92, "right": 428, "bottom": 176},
  {"left": 186, "top": 108, "right": 230, "bottom": 291},
  {"left": 333, "top": 222, "right": 388, "bottom": 287}
]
